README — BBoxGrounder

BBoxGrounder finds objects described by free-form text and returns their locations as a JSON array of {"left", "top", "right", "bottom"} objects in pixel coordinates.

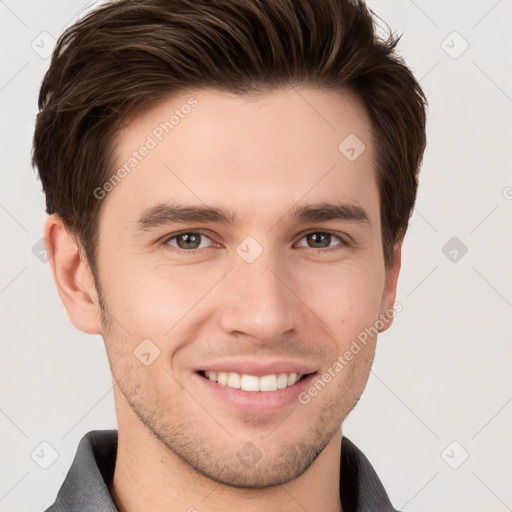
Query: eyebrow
[{"left": 134, "top": 200, "right": 371, "bottom": 231}]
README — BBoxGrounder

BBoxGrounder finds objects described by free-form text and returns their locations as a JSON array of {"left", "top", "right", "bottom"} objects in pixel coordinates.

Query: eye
[
  {"left": 164, "top": 231, "right": 216, "bottom": 252},
  {"left": 296, "top": 231, "right": 348, "bottom": 251},
  {"left": 162, "top": 230, "right": 349, "bottom": 255}
]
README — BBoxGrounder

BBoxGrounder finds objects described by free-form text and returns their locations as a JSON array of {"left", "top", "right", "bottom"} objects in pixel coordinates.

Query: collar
[{"left": 45, "top": 429, "right": 400, "bottom": 512}]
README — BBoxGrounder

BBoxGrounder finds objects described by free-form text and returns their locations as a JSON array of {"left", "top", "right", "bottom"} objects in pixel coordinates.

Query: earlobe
[
  {"left": 379, "top": 235, "right": 403, "bottom": 333},
  {"left": 43, "top": 214, "right": 103, "bottom": 335}
]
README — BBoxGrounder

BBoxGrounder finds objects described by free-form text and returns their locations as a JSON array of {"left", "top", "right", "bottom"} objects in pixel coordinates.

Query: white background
[{"left": 1, "top": 1, "right": 511, "bottom": 510}]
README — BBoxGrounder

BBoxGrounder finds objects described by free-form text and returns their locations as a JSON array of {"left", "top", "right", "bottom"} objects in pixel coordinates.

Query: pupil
[
  {"left": 180, "top": 233, "right": 199, "bottom": 249},
  {"left": 310, "top": 233, "right": 330, "bottom": 248}
]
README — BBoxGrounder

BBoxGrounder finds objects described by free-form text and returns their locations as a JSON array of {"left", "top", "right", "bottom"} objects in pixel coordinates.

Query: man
[{"left": 33, "top": 0, "right": 426, "bottom": 510}]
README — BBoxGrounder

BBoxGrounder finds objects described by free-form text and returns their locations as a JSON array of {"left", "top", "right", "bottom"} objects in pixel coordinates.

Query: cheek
[
  {"left": 296, "top": 260, "right": 385, "bottom": 341},
  {"left": 101, "top": 248, "right": 385, "bottom": 350},
  {"left": 101, "top": 254, "right": 219, "bottom": 332}
]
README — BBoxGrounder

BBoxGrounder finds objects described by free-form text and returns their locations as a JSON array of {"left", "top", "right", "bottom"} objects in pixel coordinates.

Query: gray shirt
[{"left": 43, "top": 430, "right": 401, "bottom": 512}]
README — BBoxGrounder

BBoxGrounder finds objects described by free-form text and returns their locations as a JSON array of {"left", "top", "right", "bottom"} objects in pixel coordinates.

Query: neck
[{"left": 109, "top": 405, "right": 344, "bottom": 512}]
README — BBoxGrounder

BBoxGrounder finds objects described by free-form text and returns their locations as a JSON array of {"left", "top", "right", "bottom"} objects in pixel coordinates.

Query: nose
[{"left": 216, "top": 249, "right": 300, "bottom": 344}]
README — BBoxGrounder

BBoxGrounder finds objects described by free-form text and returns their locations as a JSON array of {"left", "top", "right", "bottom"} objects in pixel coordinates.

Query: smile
[{"left": 201, "top": 370, "right": 308, "bottom": 391}]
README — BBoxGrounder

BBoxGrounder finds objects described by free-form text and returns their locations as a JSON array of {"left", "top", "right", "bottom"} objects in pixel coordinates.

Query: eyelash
[{"left": 161, "top": 230, "right": 351, "bottom": 255}]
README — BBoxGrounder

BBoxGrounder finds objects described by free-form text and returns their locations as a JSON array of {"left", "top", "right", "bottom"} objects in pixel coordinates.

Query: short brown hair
[{"left": 33, "top": 0, "right": 427, "bottom": 281}]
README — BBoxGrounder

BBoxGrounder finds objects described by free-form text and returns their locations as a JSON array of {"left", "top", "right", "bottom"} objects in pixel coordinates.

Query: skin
[{"left": 44, "top": 86, "right": 402, "bottom": 512}]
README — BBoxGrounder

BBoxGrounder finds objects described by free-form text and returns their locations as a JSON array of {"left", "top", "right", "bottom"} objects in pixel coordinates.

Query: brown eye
[
  {"left": 297, "top": 231, "right": 344, "bottom": 250},
  {"left": 165, "top": 232, "right": 213, "bottom": 251}
]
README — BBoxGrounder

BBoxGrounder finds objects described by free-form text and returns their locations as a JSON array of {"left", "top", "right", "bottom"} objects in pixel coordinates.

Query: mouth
[
  {"left": 195, "top": 369, "right": 318, "bottom": 414},
  {"left": 193, "top": 359, "right": 319, "bottom": 414},
  {"left": 197, "top": 370, "right": 313, "bottom": 392}
]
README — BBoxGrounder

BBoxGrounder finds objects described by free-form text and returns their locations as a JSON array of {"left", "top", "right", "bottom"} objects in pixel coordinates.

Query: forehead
[{"left": 104, "top": 86, "right": 378, "bottom": 228}]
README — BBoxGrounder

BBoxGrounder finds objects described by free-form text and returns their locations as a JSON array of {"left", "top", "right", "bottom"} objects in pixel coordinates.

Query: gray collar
[{"left": 45, "top": 429, "right": 400, "bottom": 512}]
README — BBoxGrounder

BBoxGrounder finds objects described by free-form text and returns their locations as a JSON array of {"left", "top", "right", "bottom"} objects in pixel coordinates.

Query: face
[{"left": 92, "top": 87, "right": 400, "bottom": 487}]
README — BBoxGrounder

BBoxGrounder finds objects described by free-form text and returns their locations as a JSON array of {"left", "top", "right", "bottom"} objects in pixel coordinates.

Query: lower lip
[{"left": 194, "top": 372, "right": 317, "bottom": 415}]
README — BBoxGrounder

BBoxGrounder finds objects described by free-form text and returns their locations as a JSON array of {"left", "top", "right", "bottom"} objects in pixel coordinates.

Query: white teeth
[
  {"left": 277, "top": 373, "right": 288, "bottom": 389},
  {"left": 217, "top": 371, "right": 228, "bottom": 386},
  {"left": 259, "top": 374, "right": 277, "bottom": 392},
  {"left": 287, "top": 373, "right": 298, "bottom": 386},
  {"left": 227, "top": 372, "right": 241, "bottom": 389},
  {"left": 204, "top": 371, "right": 305, "bottom": 391},
  {"left": 241, "top": 374, "right": 260, "bottom": 391}
]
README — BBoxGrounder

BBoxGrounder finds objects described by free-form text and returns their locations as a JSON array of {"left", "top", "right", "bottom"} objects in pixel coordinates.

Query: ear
[
  {"left": 43, "top": 214, "right": 103, "bottom": 334},
  {"left": 378, "top": 234, "right": 403, "bottom": 334}
]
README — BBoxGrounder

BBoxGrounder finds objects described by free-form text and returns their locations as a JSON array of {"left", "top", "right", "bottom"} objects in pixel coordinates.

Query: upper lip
[{"left": 197, "top": 359, "right": 317, "bottom": 377}]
